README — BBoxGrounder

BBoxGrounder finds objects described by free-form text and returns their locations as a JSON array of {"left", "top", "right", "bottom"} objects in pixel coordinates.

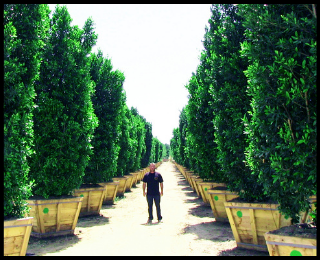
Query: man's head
[{"left": 149, "top": 163, "right": 156, "bottom": 173}]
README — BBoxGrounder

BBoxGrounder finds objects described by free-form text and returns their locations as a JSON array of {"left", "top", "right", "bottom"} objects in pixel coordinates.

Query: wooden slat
[
  {"left": 249, "top": 209, "right": 258, "bottom": 245},
  {"left": 98, "top": 189, "right": 105, "bottom": 209},
  {"left": 38, "top": 205, "right": 45, "bottom": 233},
  {"left": 225, "top": 207, "right": 240, "bottom": 242},
  {"left": 87, "top": 191, "right": 91, "bottom": 212},
  {"left": 56, "top": 202, "right": 61, "bottom": 232},
  {"left": 208, "top": 194, "right": 219, "bottom": 218},
  {"left": 72, "top": 198, "right": 83, "bottom": 230},
  {"left": 19, "top": 218, "right": 33, "bottom": 256}
]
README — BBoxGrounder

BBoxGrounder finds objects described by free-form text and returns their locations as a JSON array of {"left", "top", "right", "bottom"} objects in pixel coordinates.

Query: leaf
[{"left": 297, "top": 139, "right": 304, "bottom": 144}]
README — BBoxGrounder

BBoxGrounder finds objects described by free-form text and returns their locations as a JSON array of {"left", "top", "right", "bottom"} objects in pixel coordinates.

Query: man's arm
[
  {"left": 160, "top": 182, "right": 163, "bottom": 196},
  {"left": 143, "top": 182, "right": 146, "bottom": 196}
]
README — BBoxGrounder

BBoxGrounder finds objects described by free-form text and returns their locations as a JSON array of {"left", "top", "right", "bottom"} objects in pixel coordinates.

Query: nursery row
[
  {"left": 4, "top": 3, "right": 168, "bottom": 218},
  {"left": 170, "top": 4, "right": 316, "bottom": 228},
  {"left": 174, "top": 162, "right": 316, "bottom": 256},
  {"left": 4, "top": 162, "right": 162, "bottom": 256},
  {"left": 4, "top": 4, "right": 167, "bottom": 256}
]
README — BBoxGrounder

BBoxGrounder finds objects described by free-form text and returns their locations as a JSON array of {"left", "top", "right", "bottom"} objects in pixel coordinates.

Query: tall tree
[
  {"left": 29, "top": 5, "right": 98, "bottom": 198},
  {"left": 85, "top": 50, "right": 125, "bottom": 183},
  {"left": 240, "top": 4, "right": 317, "bottom": 222},
  {"left": 4, "top": 4, "right": 50, "bottom": 218},
  {"left": 116, "top": 102, "right": 131, "bottom": 176},
  {"left": 204, "top": 4, "right": 260, "bottom": 200},
  {"left": 141, "top": 119, "right": 153, "bottom": 168}
]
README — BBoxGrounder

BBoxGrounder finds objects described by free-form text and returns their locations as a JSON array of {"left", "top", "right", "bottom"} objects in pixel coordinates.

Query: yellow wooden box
[
  {"left": 224, "top": 201, "right": 292, "bottom": 252},
  {"left": 4, "top": 217, "right": 33, "bottom": 256}
]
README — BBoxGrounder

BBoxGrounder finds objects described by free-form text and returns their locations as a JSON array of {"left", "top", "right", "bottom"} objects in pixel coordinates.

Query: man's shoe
[{"left": 147, "top": 219, "right": 152, "bottom": 224}]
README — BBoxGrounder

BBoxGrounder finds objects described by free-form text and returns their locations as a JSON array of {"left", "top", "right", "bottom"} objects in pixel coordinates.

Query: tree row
[
  {"left": 4, "top": 4, "right": 167, "bottom": 219},
  {"left": 170, "top": 4, "right": 316, "bottom": 223}
]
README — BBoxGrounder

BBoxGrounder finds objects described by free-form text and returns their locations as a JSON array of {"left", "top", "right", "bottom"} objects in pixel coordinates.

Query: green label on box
[
  {"left": 214, "top": 196, "right": 219, "bottom": 201},
  {"left": 290, "top": 250, "right": 302, "bottom": 256},
  {"left": 43, "top": 208, "right": 49, "bottom": 214},
  {"left": 237, "top": 211, "right": 242, "bottom": 218},
  {"left": 80, "top": 194, "right": 84, "bottom": 197},
  {"left": 204, "top": 187, "right": 207, "bottom": 191}
]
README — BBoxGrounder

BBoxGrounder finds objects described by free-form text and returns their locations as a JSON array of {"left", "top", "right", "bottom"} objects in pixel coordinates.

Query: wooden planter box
[
  {"left": 306, "top": 195, "right": 316, "bottom": 223},
  {"left": 130, "top": 172, "right": 139, "bottom": 187},
  {"left": 4, "top": 217, "right": 33, "bottom": 256},
  {"left": 73, "top": 184, "right": 105, "bottom": 217},
  {"left": 264, "top": 231, "right": 317, "bottom": 256},
  {"left": 138, "top": 169, "right": 146, "bottom": 182},
  {"left": 190, "top": 176, "right": 201, "bottom": 195},
  {"left": 193, "top": 178, "right": 204, "bottom": 198},
  {"left": 112, "top": 176, "right": 128, "bottom": 197},
  {"left": 185, "top": 172, "right": 196, "bottom": 190},
  {"left": 98, "top": 181, "right": 119, "bottom": 205},
  {"left": 224, "top": 200, "right": 292, "bottom": 252},
  {"left": 124, "top": 174, "right": 134, "bottom": 192},
  {"left": 27, "top": 196, "right": 83, "bottom": 238},
  {"left": 207, "top": 187, "right": 239, "bottom": 222},
  {"left": 198, "top": 182, "right": 226, "bottom": 205}
]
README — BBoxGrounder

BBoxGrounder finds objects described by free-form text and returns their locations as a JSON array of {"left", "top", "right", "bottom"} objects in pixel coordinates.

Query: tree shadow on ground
[
  {"left": 27, "top": 233, "right": 81, "bottom": 256},
  {"left": 184, "top": 196, "right": 203, "bottom": 204},
  {"left": 217, "top": 247, "right": 269, "bottom": 256},
  {"left": 183, "top": 221, "right": 234, "bottom": 242},
  {"left": 76, "top": 214, "right": 110, "bottom": 228},
  {"left": 188, "top": 203, "right": 213, "bottom": 218}
]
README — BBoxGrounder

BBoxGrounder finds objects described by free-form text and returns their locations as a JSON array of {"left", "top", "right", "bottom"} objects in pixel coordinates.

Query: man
[{"left": 143, "top": 163, "right": 164, "bottom": 223}]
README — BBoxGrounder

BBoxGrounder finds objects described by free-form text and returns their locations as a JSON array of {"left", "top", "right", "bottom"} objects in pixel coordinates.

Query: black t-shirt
[{"left": 143, "top": 172, "right": 163, "bottom": 196}]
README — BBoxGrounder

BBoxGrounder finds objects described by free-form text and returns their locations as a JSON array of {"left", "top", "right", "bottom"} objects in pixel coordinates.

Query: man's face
[{"left": 150, "top": 164, "right": 156, "bottom": 172}]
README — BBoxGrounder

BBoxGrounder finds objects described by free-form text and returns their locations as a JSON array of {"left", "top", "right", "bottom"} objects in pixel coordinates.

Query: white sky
[{"left": 48, "top": 4, "right": 212, "bottom": 144}]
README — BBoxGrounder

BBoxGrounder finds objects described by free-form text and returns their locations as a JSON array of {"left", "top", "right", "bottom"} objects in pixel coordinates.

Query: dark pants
[{"left": 146, "top": 194, "right": 162, "bottom": 221}]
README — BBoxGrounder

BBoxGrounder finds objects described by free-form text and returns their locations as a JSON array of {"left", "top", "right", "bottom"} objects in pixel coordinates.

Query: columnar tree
[
  {"left": 4, "top": 4, "right": 50, "bottom": 218},
  {"left": 141, "top": 120, "right": 153, "bottom": 168},
  {"left": 204, "top": 4, "right": 262, "bottom": 200},
  {"left": 85, "top": 50, "right": 125, "bottom": 183},
  {"left": 130, "top": 107, "right": 147, "bottom": 171},
  {"left": 239, "top": 4, "right": 317, "bottom": 222},
  {"left": 29, "top": 5, "right": 98, "bottom": 198},
  {"left": 116, "top": 102, "right": 131, "bottom": 176}
]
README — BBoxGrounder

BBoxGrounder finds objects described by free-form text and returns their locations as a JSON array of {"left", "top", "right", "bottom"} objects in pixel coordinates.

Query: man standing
[{"left": 143, "top": 163, "right": 163, "bottom": 223}]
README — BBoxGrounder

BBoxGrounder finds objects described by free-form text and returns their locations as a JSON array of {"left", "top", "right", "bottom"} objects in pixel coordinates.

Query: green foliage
[
  {"left": 4, "top": 4, "right": 50, "bottom": 218},
  {"left": 204, "top": 4, "right": 267, "bottom": 201},
  {"left": 141, "top": 120, "right": 153, "bottom": 168},
  {"left": 116, "top": 102, "right": 131, "bottom": 177},
  {"left": 170, "top": 128, "right": 181, "bottom": 164},
  {"left": 84, "top": 50, "right": 125, "bottom": 183},
  {"left": 171, "top": 4, "right": 317, "bottom": 222},
  {"left": 116, "top": 104, "right": 155, "bottom": 176},
  {"left": 29, "top": 5, "right": 98, "bottom": 198},
  {"left": 150, "top": 137, "right": 165, "bottom": 163},
  {"left": 129, "top": 107, "right": 147, "bottom": 171},
  {"left": 239, "top": 4, "right": 317, "bottom": 223}
]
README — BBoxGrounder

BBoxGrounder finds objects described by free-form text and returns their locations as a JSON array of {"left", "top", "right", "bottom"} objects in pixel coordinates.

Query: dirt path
[{"left": 27, "top": 161, "right": 268, "bottom": 256}]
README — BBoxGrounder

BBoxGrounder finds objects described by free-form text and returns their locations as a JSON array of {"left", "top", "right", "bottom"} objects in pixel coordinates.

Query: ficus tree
[
  {"left": 84, "top": 50, "right": 125, "bottom": 183},
  {"left": 116, "top": 102, "right": 131, "bottom": 177},
  {"left": 203, "top": 4, "right": 265, "bottom": 201},
  {"left": 239, "top": 4, "right": 317, "bottom": 223},
  {"left": 29, "top": 5, "right": 98, "bottom": 198},
  {"left": 4, "top": 4, "right": 50, "bottom": 218}
]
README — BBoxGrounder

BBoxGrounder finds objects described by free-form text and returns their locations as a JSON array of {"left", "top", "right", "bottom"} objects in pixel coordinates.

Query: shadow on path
[
  {"left": 183, "top": 221, "right": 234, "bottom": 242},
  {"left": 76, "top": 214, "right": 110, "bottom": 228},
  {"left": 217, "top": 247, "right": 269, "bottom": 256},
  {"left": 27, "top": 233, "right": 81, "bottom": 256}
]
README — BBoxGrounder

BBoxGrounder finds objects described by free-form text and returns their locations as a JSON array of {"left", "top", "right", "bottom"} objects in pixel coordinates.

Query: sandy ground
[{"left": 26, "top": 161, "right": 269, "bottom": 256}]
